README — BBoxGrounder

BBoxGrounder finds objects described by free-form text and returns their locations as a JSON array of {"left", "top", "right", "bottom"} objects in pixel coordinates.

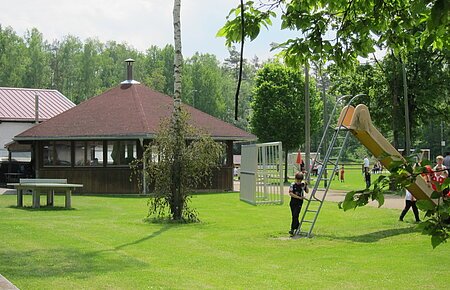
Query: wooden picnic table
[{"left": 7, "top": 179, "right": 83, "bottom": 209}]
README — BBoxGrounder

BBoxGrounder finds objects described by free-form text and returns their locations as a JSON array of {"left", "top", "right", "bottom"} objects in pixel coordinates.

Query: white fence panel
[{"left": 240, "top": 142, "right": 283, "bottom": 205}]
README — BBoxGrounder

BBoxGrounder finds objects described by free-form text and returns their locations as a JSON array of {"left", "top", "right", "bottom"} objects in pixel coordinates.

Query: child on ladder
[{"left": 289, "top": 172, "right": 309, "bottom": 236}]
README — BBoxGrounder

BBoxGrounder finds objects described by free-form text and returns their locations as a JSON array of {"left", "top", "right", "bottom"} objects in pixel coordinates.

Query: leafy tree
[
  {"left": 24, "top": 28, "right": 51, "bottom": 89},
  {"left": 159, "top": 45, "right": 176, "bottom": 95},
  {"left": 0, "top": 25, "right": 28, "bottom": 87},
  {"left": 251, "top": 61, "right": 320, "bottom": 182},
  {"left": 79, "top": 38, "right": 103, "bottom": 101},
  {"left": 219, "top": 0, "right": 449, "bottom": 68},
  {"left": 222, "top": 47, "right": 259, "bottom": 130},
  {"left": 132, "top": 110, "right": 224, "bottom": 221},
  {"left": 329, "top": 46, "right": 449, "bottom": 155},
  {"left": 98, "top": 40, "right": 143, "bottom": 94},
  {"left": 55, "top": 35, "right": 83, "bottom": 102},
  {"left": 143, "top": 45, "right": 171, "bottom": 93},
  {"left": 400, "top": 48, "right": 449, "bottom": 153},
  {"left": 142, "top": 45, "right": 175, "bottom": 95},
  {"left": 183, "top": 53, "right": 225, "bottom": 118}
]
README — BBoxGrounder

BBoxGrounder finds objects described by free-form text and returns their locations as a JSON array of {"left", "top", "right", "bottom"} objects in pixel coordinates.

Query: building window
[
  {"left": 75, "top": 141, "right": 104, "bottom": 167},
  {"left": 42, "top": 141, "right": 71, "bottom": 167},
  {"left": 107, "top": 140, "right": 137, "bottom": 166}
]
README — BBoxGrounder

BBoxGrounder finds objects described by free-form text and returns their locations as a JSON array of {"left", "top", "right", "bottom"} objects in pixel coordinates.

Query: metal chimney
[
  {"left": 121, "top": 58, "right": 140, "bottom": 84},
  {"left": 35, "top": 94, "right": 39, "bottom": 124}
]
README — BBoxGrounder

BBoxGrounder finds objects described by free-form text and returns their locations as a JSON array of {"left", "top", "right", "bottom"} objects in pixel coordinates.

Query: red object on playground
[{"left": 296, "top": 150, "right": 302, "bottom": 164}]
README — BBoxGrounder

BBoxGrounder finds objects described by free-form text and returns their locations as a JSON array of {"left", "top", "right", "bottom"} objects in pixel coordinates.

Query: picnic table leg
[
  {"left": 65, "top": 189, "right": 72, "bottom": 208},
  {"left": 32, "top": 190, "right": 40, "bottom": 209},
  {"left": 47, "top": 190, "right": 54, "bottom": 206},
  {"left": 17, "top": 189, "right": 23, "bottom": 207}
]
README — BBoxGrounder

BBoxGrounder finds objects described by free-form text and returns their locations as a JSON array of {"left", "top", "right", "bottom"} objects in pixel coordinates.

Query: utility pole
[
  {"left": 441, "top": 121, "right": 445, "bottom": 156},
  {"left": 321, "top": 71, "right": 328, "bottom": 187},
  {"left": 304, "top": 64, "right": 311, "bottom": 183},
  {"left": 402, "top": 62, "right": 411, "bottom": 155}
]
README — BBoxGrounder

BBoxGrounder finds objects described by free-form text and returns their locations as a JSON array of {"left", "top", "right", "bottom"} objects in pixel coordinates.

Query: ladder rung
[
  {"left": 302, "top": 220, "right": 314, "bottom": 223},
  {"left": 313, "top": 188, "right": 325, "bottom": 192},
  {"left": 335, "top": 126, "right": 349, "bottom": 131},
  {"left": 295, "top": 231, "right": 309, "bottom": 236},
  {"left": 306, "top": 209, "right": 318, "bottom": 213}
]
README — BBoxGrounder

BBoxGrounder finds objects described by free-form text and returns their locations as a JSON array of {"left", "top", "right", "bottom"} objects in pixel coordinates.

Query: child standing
[
  {"left": 289, "top": 172, "right": 309, "bottom": 236},
  {"left": 340, "top": 165, "right": 345, "bottom": 182},
  {"left": 433, "top": 155, "right": 448, "bottom": 180},
  {"left": 433, "top": 155, "right": 449, "bottom": 197}
]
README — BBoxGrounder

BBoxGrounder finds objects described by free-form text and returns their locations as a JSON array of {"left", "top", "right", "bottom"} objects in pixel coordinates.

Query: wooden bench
[{"left": 8, "top": 179, "right": 83, "bottom": 209}]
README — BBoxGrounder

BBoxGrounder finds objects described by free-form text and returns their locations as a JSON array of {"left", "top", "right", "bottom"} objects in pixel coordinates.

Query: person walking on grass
[
  {"left": 340, "top": 164, "right": 345, "bottom": 182},
  {"left": 289, "top": 172, "right": 308, "bottom": 236},
  {"left": 363, "top": 156, "right": 371, "bottom": 188},
  {"left": 399, "top": 189, "right": 421, "bottom": 222}
]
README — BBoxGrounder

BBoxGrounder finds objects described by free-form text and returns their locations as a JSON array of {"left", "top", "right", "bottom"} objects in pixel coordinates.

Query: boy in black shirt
[{"left": 289, "top": 172, "right": 309, "bottom": 236}]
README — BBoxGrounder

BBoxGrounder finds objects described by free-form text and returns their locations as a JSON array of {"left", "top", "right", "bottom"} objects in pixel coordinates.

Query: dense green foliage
[
  {"left": 217, "top": 1, "right": 275, "bottom": 47},
  {"left": 329, "top": 46, "right": 449, "bottom": 156},
  {"left": 131, "top": 109, "right": 224, "bottom": 221},
  {"left": 219, "top": 0, "right": 449, "bottom": 68},
  {"left": 0, "top": 193, "right": 449, "bottom": 288},
  {"left": 0, "top": 25, "right": 255, "bottom": 129},
  {"left": 250, "top": 61, "right": 321, "bottom": 181}
]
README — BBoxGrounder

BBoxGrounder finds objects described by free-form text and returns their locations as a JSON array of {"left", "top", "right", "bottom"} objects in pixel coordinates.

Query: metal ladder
[{"left": 295, "top": 94, "right": 364, "bottom": 237}]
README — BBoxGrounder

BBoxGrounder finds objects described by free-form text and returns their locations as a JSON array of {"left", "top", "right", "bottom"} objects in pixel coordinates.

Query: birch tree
[{"left": 171, "top": 0, "right": 184, "bottom": 220}]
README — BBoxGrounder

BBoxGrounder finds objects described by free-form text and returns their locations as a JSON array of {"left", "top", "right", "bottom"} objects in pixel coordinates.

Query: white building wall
[{"left": 0, "top": 122, "right": 34, "bottom": 157}]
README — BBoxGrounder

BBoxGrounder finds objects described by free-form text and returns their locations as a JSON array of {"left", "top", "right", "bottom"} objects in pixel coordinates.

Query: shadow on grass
[
  {"left": 0, "top": 247, "right": 147, "bottom": 279},
  {"left": 0, "top": 225, "right": 182, "bottom": 280},
  {"left": 0, "top": 224, "right": 180, "bottom": 280},
  {"left": 321, "top": 226, "right": 421, "bottom": 243},
  {"left": 76, "top": 194, "right": 149, "bottom": 198},
  {"left": 114, "top": 224, "right": 172, "bottom": 250},
  {"left": 8, "top": 205, "right": 76, "bottom": 211}
]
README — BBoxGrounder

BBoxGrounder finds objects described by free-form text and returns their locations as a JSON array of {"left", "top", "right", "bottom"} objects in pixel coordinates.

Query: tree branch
[{"left": 235, "top": 0, "right": 245, "bottom": 120}]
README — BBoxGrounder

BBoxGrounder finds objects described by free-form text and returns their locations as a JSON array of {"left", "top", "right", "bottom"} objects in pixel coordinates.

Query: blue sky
[{"left": 1, "top": 0, "right": 298, "bottom": 61}]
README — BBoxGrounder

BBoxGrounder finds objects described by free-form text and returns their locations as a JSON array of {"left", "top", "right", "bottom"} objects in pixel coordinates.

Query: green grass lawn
[
  {"left": 325, "top": 164, "right": 379, "bottom": 191},
  {"left": 0, "top": 192, "right": 448, "bottom": 289},
  {"left": 287, "top": 164, "right": 386, "bottom": 192}
]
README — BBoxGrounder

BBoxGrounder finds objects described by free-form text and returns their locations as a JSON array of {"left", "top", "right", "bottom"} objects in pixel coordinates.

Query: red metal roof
[
  {"left": 0, "top": 87, "right": 75, "bottom": 121},
  {"left": 15, "top": 84, "right": 256, "bottom": 141}
]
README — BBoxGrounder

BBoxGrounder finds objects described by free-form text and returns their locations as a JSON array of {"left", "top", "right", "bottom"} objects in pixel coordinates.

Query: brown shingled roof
[{"left": 15, "top": 84, "right": 255, "bottom": 141}]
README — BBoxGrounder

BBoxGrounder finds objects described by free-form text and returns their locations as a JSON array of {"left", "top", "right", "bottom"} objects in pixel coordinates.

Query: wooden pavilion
[{"left": 13, "top": 81, "right": 255, "bottom": 194}]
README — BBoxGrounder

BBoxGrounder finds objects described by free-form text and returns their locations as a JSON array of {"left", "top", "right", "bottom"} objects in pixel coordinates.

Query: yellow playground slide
[{"left": 337, "top": 104, "right": 435, "bottom": 204}]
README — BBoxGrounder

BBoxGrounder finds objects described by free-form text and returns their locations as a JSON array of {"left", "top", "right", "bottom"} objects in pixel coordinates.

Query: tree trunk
[
  {"left": 172, "top": 0, "right": 183, "bottom": 220},
  {"left": 173, "top": 0, "right": 182, "bottom": 101}
]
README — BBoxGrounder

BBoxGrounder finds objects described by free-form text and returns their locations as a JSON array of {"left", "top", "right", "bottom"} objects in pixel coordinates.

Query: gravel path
[
  {"left": 233, "top": 181, "right": 405, "bottom": 210},
  {"left": 1, "top": 184, "right": 406, "bottom": 210}
]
